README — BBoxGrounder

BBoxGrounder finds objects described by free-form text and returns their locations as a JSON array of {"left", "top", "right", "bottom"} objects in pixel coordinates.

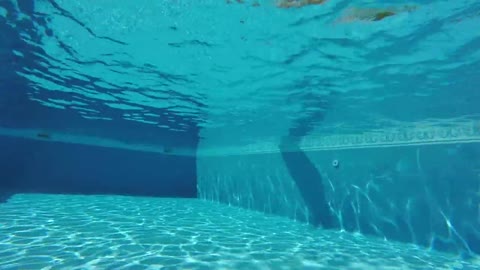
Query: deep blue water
[
  {"left": 0, "top": 0, "right": 199, "bottom": 199},
  {"left": 0, "top": 136, "right": 196, "bottom": 198}
]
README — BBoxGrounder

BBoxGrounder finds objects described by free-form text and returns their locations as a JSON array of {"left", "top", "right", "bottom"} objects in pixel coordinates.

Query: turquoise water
[
  {"left": 2, "top": 0, "right": 480, "bottom": 145},
  {"left": 1, "top": 0, "right": 480, "bottom": 269},
  {"left": 0, "top": 194, "right": 478, "bottom": 270}
]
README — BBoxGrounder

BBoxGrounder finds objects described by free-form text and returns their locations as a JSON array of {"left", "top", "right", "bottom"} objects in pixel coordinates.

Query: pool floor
[{"left": 0, "top": 194, "right": 478, "bottom": 270}]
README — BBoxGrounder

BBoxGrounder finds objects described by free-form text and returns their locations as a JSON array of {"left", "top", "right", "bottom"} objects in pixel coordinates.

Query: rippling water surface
[{"left": 1, "top": 0, "right": 480, "bottom": 151}]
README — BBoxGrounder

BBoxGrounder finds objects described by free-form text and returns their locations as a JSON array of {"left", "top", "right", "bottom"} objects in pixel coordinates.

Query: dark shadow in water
[
  {"left": 0, "top": 191, "right": 13, "bottom": 204},
  {"left": 279, "top": 140, "right": 335, "bottom": 228},
  {"left": 278, "top": 92, "right": 336, "bottom": 229}
]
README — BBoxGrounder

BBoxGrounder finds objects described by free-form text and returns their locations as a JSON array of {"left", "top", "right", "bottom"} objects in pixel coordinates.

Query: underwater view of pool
[{"left": 1, "top": 0, "right": 480, "bottom": 269}]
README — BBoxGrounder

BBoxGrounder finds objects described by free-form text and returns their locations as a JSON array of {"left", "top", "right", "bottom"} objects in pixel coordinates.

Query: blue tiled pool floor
[{"left": 0, "top": 194, "right": 478, "bottom": 270}]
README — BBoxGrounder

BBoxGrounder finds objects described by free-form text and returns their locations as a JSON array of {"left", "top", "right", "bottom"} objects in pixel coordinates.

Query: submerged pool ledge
[
  {"left": 198, "top": 119, "right": 480, "bottom": 156},
  {"left": 0, "top": 127, "right": 196, "bottom": 156},
  {"left": 2, "top": 119, "right": 479, "bottom": 157}
]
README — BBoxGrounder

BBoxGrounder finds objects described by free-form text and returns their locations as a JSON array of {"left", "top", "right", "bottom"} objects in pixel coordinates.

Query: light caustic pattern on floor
[{"left": 0, "top": 194, "right": 478, "bottom": 270}]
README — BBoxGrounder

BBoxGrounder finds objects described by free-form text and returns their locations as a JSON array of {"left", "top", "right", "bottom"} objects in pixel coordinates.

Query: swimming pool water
[
  {"left": 2, "top": 0, "right": 480, "bottom": 269},
  {"left": 0, "top": 194, "right": 478, "bottom": 270}
]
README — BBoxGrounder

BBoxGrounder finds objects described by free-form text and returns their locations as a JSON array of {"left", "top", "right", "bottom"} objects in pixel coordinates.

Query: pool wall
[
  {"left": 0, "top": 136, "right": 197, "bottom": 198},
  {"left": 198, "top": 135, "right": 480, "bottom": 256}
]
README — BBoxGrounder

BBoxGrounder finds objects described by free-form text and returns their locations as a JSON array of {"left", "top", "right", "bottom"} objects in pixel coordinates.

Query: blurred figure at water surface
[
  {"left": 228, "top": 0, "right": 418, "bottom": 23},
  {"left": 226, "top": 0, "right": 327, "bottom": 8},
  {"left": 276, "top": 0, "right": 327, "bottom": 8},
  {"left": 338, "top": 5, "right": 418, "bottom": 22}
]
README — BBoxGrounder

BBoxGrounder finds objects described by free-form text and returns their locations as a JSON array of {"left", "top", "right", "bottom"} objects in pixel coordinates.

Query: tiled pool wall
[{"left": 198, "top": 142, "right": 480, "bottom": 256}]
